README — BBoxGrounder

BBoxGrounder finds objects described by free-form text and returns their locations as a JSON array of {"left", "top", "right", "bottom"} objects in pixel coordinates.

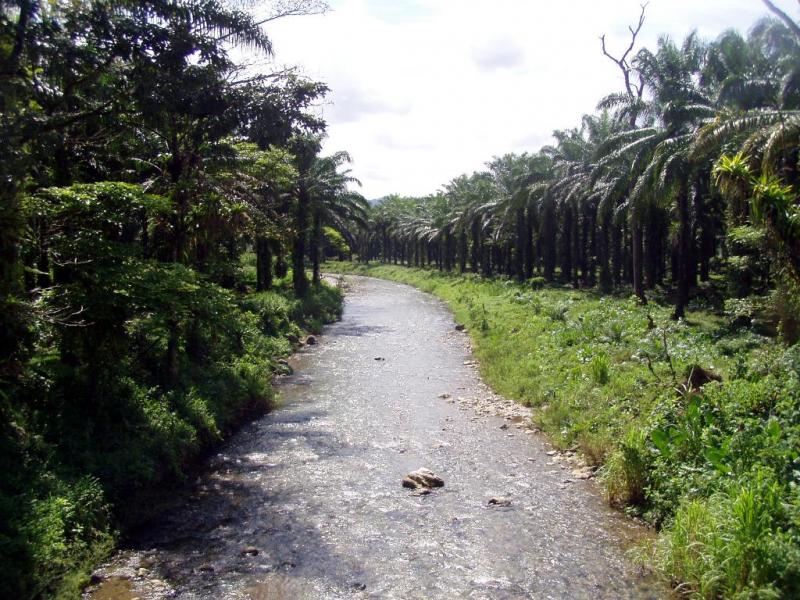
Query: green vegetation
[
  {"left": 0, "top": 1, "right": 356, "bottom": 597},
  {"left": 3, "top": 0, "right": 800, "bottom": 598},
  {"left": 329, "top": 262, "right": 800, "bottom": 599},
  {"left": 1, "top": 250, "right": 342, "bottom": 598}
]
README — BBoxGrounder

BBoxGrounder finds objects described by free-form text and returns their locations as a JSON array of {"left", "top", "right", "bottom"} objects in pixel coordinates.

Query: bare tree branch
[
  {"left": 600, "top": 2, "right": 648, "bottom": 99},
  {"left": 217, "top": 0, "right": 329, "bottom": 45},
  {"left": 762, "top": 0, "right": 800, "bottom": 41}
]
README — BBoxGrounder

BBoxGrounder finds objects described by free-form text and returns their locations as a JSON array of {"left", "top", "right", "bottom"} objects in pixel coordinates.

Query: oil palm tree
[{"left": 307, "top": 151, "right": 368, "bottom": 284}]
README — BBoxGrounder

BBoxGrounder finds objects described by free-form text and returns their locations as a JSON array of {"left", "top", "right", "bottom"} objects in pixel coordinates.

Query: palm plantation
[
  {"left": 360, "top": 15, "right": 799, "bottom": 331},
  {"left": 2, "top": 1, "right": 800, "bottom": 599}
]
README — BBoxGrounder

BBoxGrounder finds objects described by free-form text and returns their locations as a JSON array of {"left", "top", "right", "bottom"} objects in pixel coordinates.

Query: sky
[{"left": 254, "top": 0, "right": 781, "bottom": 199}]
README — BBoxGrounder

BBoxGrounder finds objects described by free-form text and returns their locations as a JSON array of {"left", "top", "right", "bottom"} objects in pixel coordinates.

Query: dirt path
[{"left": 86, "top": 276, "right": 665, "bottom": 599}]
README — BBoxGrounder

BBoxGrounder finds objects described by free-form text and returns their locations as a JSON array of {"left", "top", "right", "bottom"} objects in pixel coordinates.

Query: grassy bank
[
  {"left": 328, "top": 262, "right": 800, "bottom": 599},
  {"left": 0, "top": 262, "right": 342, "bottom": 600}
]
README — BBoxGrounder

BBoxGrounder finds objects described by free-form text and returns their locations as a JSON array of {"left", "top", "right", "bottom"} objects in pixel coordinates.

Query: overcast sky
[{"left": 258, "top": 0, "right": 781, "bottom": 199}]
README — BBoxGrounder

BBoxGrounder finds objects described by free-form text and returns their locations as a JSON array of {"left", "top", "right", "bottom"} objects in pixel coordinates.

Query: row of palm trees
[{"left": 358, "top": 13, "right": 799, "bottom": 320}]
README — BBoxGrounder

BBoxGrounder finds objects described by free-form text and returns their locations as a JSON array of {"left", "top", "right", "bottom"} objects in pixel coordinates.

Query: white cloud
[
  {"left": 472, "top": 37, "right": 525, "bottom": 71},
  {"left": 325, "top": 79, "right": 410, "bottom": 124},
  {"left": 262, "top": 0, "right": 775, "bottom": 199}
]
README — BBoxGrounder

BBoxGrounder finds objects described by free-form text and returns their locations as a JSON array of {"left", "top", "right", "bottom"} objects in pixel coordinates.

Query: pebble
[{"left": 488, "top": 496, "right": 512, "bottom": 507}]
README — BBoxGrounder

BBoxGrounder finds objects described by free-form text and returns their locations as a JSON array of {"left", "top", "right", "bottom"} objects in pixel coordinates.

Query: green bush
[{"left": 589, "top": 354, "right": 611, "bottom": 385}]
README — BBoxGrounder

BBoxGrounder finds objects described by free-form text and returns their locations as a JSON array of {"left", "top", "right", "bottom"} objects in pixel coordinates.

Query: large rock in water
[{"left": 402, "top": 468, "right": 444, "bottom": 490}]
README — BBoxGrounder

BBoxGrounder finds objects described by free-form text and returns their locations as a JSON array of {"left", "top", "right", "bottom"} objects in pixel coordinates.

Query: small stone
[
  {"left": 402, "top": 468, "right": 445, "bottom": 490},
  {"left": 374, "top": 356, "right": 385, "bottom": 361},
  {"left": 571, "top": 467, "right": 595, "bottom": 480},
  {"left": 499, "top": 423, "right": 509, "bottom": 430},
  {"left": 305, "top": 335, "right": 317, "bottom": 345},
  {"left": 488, "top": 496, "right": 512, "bottom": 507},
  {"left": 352, "top": 582, "right": 367, "bottom": 591},
  {"left": 438, "top": 393, "right": 451, "bottom": 399},
  {"left": 275, "top": 359, "right": 293, "bottom": 375},
  {"left": 198, "top": 564, "right": 214, "bottom": 573},
  {"left": 546, "top": 450, "right": 558, "bottom": 456},
  {"left": 455, "top": 324, "right": 466, "bottom": 331},
  {"left": 241, "top": 546, "right": 259, "bottom": 557}
]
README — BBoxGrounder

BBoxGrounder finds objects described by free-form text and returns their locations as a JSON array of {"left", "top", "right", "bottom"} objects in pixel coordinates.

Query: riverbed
[{"left": 86, "top": 276, "right": 665, "bottom": 599}]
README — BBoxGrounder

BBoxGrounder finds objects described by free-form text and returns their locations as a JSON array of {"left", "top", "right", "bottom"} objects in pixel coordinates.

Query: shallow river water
[{"left": 87, "top": 276, "right": 666, "bottom": 600}]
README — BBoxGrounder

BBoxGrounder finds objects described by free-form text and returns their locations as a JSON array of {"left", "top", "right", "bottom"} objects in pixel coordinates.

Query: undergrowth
[{"left": 0, "top": 261, "right": 342, "bottom": 599}]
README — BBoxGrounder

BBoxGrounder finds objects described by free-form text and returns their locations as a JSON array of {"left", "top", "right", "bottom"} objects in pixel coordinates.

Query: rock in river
[
  {"left": 402, "top": 468, "right": 445, "bottom": 490},
  {"left": 488, "top": 496, "right": 512, "bottom": 507}
]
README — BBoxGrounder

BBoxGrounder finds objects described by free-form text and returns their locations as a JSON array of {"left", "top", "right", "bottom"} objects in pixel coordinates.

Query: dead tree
[{"left": 600, "top": 2, "right": 647, "bottom": 119}]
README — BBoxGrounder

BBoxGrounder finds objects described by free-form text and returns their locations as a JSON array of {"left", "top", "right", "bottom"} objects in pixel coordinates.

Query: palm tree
[
  {"left": 597, "top": 33, "right": 715, "bottom": 316},
  {"left": 307, "top": 151, "right": 368, "bottom": 284}
]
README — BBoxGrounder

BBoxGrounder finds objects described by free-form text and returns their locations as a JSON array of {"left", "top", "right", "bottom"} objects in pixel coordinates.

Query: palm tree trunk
[
  {"left": 292, "top": 185, "right": 309, "bottom": 298},
  {"left": 673, "top": 183, "right": 691, "bottom": 319},
  {"left": 482, "top": 232, "right": 493, "bottom": 277},
  {"left": 632, "top": 220, "right": 646, "bottom": 304},
  {"left": 256, "top": 236, "right": 273, "bottom": 291},
  {"left": 275, "top": 241, "right": 288, "bottom": 278},
  {"left": 612, "top": 222, "right": 623, "bottom": 287},
  {"left": 525, "top": 208, "right": 535, "bottom": 279},
  {"left": 311, "top": 211, "right": 322, "bottom": 285},
  {"left": 459, "top": 231, "right": 467, "bottom": 273},
  {"left": 561, "top": 206, "right": 573, "bottom": 284},
  {"left": 514, "top": 207, "right": 525, "bottom": 281},
  {"left": 587, "top": 207, "right": 597, "bottom": 287},
  {"left": 471, "top": 219, "right": 481, "bottom": 272}
]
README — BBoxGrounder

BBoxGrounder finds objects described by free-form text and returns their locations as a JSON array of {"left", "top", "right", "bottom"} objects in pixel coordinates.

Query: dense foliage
[
  {"left": 0, "top": 1, "right": 363, "bottom": 597},
  {"left": 347, "top": 6, "right": 800, "bottom": 599}
]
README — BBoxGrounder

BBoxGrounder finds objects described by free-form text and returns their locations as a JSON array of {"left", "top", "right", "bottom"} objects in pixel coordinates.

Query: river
[{"left": 86, "top": 275, "right": 665, "bottom": 600}]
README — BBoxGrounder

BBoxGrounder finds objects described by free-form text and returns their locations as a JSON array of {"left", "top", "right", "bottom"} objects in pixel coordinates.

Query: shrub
[
  {"left": 589, "top": 354, "right": 611, "bottom": 385},
  {"left": 603, "top": 427, "right": 649, "bottom": 507}
]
